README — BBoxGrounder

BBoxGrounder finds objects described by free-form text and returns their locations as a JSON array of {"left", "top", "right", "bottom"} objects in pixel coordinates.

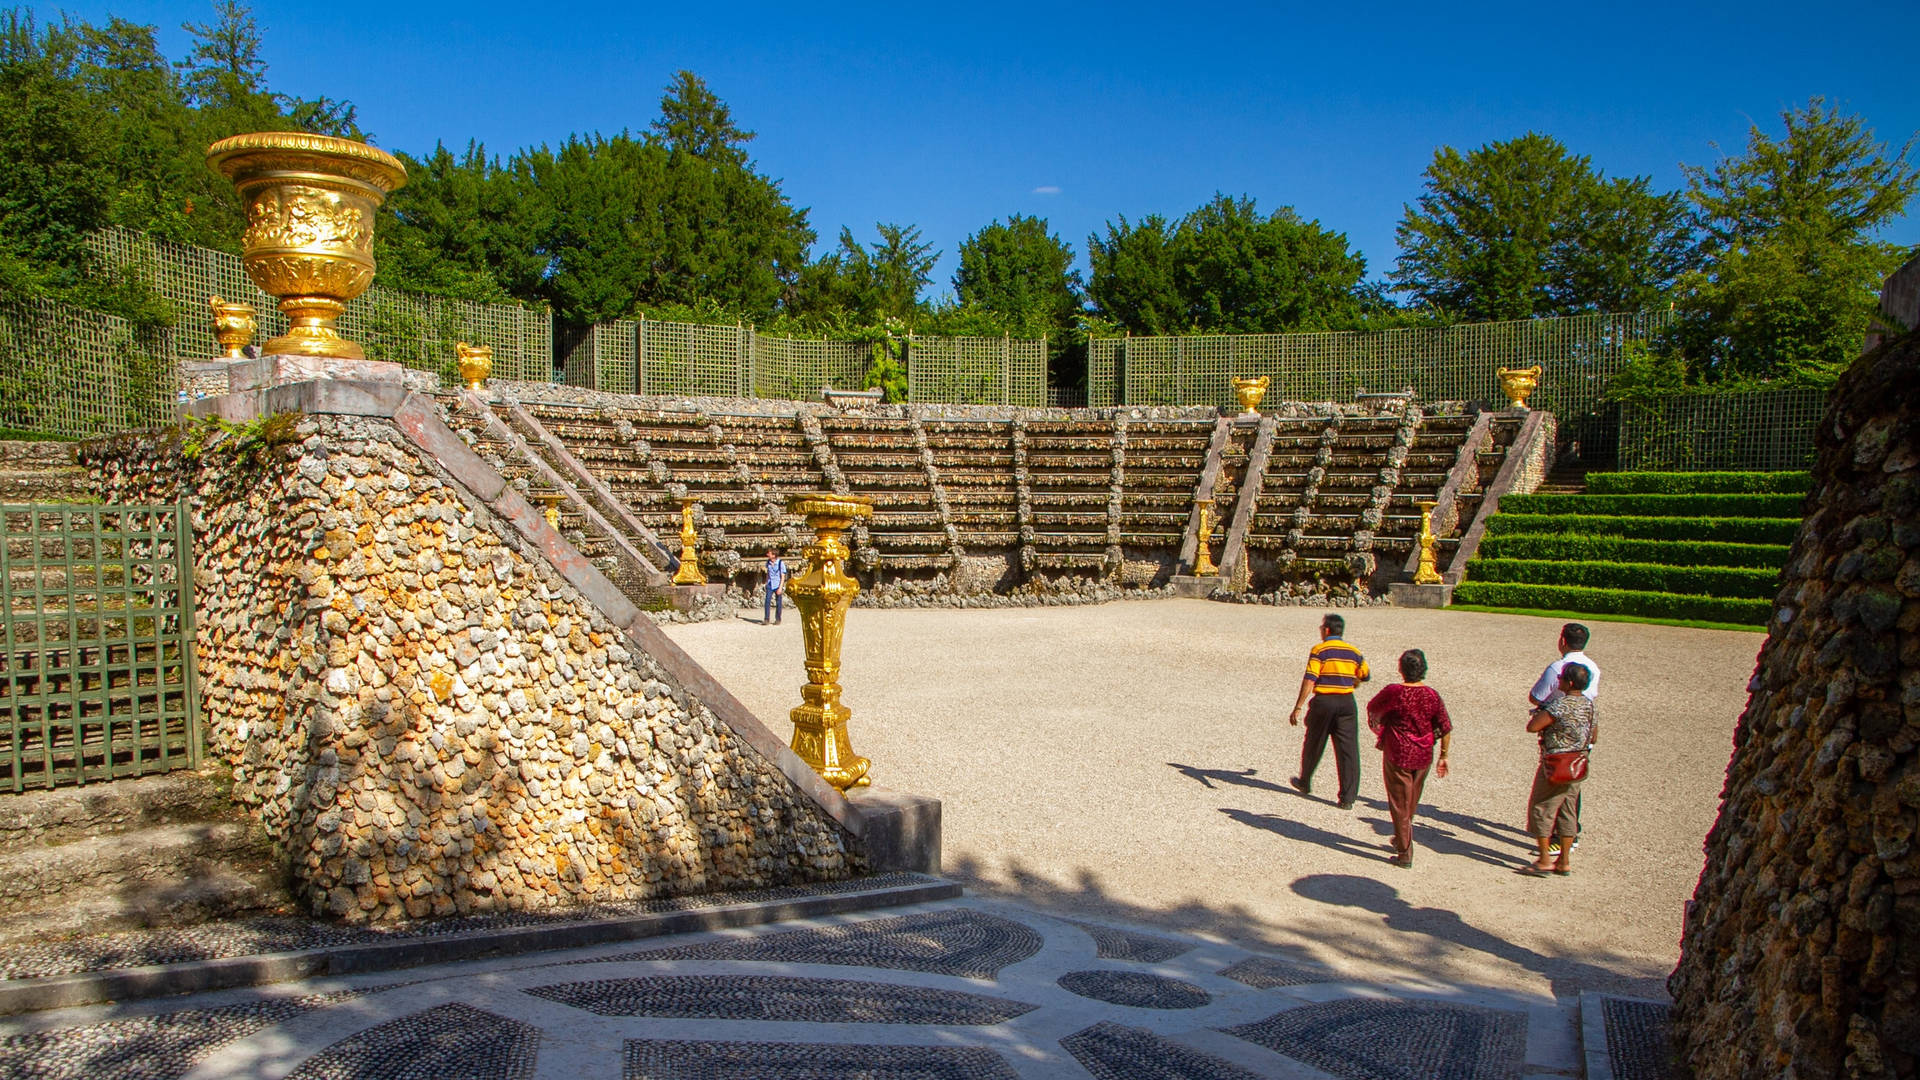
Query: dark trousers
[
  {"left": 1382, "top": 758, "right": 1429, "bottom": 853},
  {"left": 1300, "top": 693, "right": 1360, "bottom": 804},
  {"left": 764, "top": 584, "right": 783, "bottom": 623}
]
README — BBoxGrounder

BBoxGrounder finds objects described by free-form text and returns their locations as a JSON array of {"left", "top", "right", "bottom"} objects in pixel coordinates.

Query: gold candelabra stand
[
  {"left": 786, "top": 492, "right": 874, "bottom": 791},
  {"left": 671, "top": 498, "right": 707, "bottom": 586},
  {"left": 1414, "top": 500, "right": 1444, "bottom": 585},
  {"left": 535, "top": 491, "right": 566, "bottom": 530},
  {"left": 209, "top": 296, "right": 256, "bottom": 358},
  {"left": 1193, "top": 498, "right": 1218, "bottom": 576}
]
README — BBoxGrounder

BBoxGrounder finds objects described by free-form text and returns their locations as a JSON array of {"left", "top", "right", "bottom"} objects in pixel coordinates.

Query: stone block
[
  {"left": 226, "top": 354, "right": 407, "bottom": 391},
  {"left": 844, "top": 789, "right": 942, "bottom": 874},
  {"left": 660, "top": 583, "right": 728, "bottom": 612},
  {"left": 1388, "top": 582, "right": 1454, "bottom": 608},
  {"left": 1168, "top": 575, "right": 1223, "bottom": 599}
]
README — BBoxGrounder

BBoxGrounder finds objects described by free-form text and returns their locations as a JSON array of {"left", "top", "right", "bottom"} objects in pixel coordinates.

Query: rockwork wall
[
  {"left": 1669, "top": 329, "right": 1919, "bottom": 1078},
  {"left": 82, "top": 411, "right": 862, "bottom": 922}
]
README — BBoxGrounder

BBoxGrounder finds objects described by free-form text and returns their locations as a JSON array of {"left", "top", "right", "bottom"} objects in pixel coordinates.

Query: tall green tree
[
  {"left": 1391, "top": 133, "right": 1691, "bottom": 321},
  {"left": 1088, "top": 195, "right": 1371, "bottom": 334},
  {"left": 788, "top": 223, "right": 936, "bottom": 325},
  {"left": 1666, "top": 98, "right": 1919, "bottom": 384},
  {"left": 953, "top": 214, "right": 1082, "bottom": 337},
  {"left": 374, "top": 141, "right": 516, "bottom": 302}
]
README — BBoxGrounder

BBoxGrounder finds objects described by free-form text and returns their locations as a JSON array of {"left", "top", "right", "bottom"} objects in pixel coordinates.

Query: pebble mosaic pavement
[{"left": 0, "top": 894, "right": 1643, "bottom": 1079}]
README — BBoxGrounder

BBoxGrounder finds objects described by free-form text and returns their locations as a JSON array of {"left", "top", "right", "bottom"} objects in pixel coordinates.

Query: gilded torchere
[
  {"left": 1193, "top": 498, "right": 1218, "bottom": 576},
  {"left": 457, "top": 342, "right": 492, "bottom": 391},
  {"left": 1231, "top": 375, "right": 1270, "bottom": 416},
  {"left": 208, "top": 296, "right": 256, "bottom": 358},
  {"left": 671, "top": 498, "right": 707, "bottom": 586},
  {"left": 535, "top": 491, "right": 566, "bottom": 530},
  {"left": 1414, "top": 500, "right": 1444, "bottom": 585},
  {"left": 206, "top": 132, "right": 407, "bottom": 360},
  {"left": 1496, "top": 365, "right": 1542, "bottom": 410},
  {"left": 786, "top": 493, "right": 873, "bottom": 791}
]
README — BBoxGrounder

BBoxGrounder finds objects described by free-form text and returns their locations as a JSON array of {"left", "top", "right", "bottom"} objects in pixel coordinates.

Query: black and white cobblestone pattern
[
  {"left": 1062, "top": 1021, "right": 1264, "bottom": 1080},
  {"left": 622, "top": 1038, "right": 1021, "bottom": 1079},
  {"left": 1221, "top": 998, "right": 1528, "bottom": 1080},
  {"left": 525, "top": 974, "right": 1035, "bottom": 1025},
  {"left": 1057, "top": 970, "right": 1212, "bottom": 1009},
  {"left": 283, "top": 1002, "right": 541, "bottom": 1080},
  {"left": 598, "top": 908, "right": 1044, "bottom": 979}
]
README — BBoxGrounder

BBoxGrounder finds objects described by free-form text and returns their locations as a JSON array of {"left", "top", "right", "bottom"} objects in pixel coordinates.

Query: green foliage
[
  {"left": 786, "top": 223, "right": 936, "bottom": 326},
  {"left": 954, "top": 214, "right": 1083, "bottom": 339},
  {"left": 1450, "top": 582, "right": 1770, "bottom": 626},
  {"left": 1445, "top": 604, "right": 1765, "bottom": 633},
  {"left": 1475, "top": 533, "right": 1791, "bottom": 569},
  {"left": 1602, "top": 340, "right": 1691, "bottom": 404},
  {"left": 1497, "top": 492, "right": 1804, "bottom": 518},
  {"left": 1087, "top": 194, "right": 1371, "bottom": 335},
  {"left": 1391, "top": 133, "right": 1692, "bottom": 321},
  {"left": 178, "top": 409, "right": 300, "bottom": 466},
  {"left": 1586, "top": 471, "right": 1810, "bottom": 495},
  {"left": 1665, "top": 98, "right": 1920, "bottom": 386},
  {"left": 1466, "top": 558, "right": 1779, "bottom": 599},
  {"left": 1481, "top": 513, "right": 1800, "bottom": 545},
  {"left": 861, "top": 335, "right": 907, "bottom": 403}
]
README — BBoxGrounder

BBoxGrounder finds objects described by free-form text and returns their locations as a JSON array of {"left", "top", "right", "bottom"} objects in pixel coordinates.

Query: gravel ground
[{"left": 666, "top": 598, "right": 1764, "bottom": 1000}]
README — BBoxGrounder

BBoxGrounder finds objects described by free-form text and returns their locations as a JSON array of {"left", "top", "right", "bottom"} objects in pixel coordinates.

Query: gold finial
[
  {"left": 1231, "top": 375, "right": 1270, "bottom": 416},
  {"left": 1193, "top": 498, "right": 1218, "bottom": 576},
  {"left": 535, "top": 491, "right": 565, "bottom": 530},
  {"left": 1414, "top": 500, "right": 1444, "bottom": 585},
  {"left": 1495, "top": 365, "right": 1542, "bottom": 410},
  {"left": 672, "top": 498, "right": 708, "bottom": 585},
  {"left": 208, "top": 296, "right": 256, "bottom": 359},
  {"left": 206, "top": 132, "right": 407, "bottom": 359},
  {"left": 785, "top": 492, "right": 874, "bottom": 791},
  {"left": 456, "top": 342, "right": 493, "bottom": 391}
]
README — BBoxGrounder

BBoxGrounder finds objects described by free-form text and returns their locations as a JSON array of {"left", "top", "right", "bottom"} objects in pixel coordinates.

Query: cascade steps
[{"left": 0, "top": 441, "right": 91, "bottom": 503}]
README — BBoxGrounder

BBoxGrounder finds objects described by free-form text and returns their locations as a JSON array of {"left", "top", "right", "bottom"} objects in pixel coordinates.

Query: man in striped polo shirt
[{"left": 1288, "top": 613, "right": 1371, "bottom": 809}]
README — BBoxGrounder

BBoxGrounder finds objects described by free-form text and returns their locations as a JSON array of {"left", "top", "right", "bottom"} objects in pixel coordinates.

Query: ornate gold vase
[
  {"left": 1495, "top": 365, "right": 1542, "bottom": 410},
  {"left": 1231, "top": 375, "right": 1270, "bottom": 416},
  {"left": 457, "top": 342, "right": 493, "bottom": 391},
  {"left": 206, "top": 132, "right": 407, "bottom": 360},
  {"left": 1414, "top": 500, "right": 1444, "bottom": 585},
  {"left": 786, "top": 493, "right": 873, "bottom": 791},
  {"left": 208, "top": 296, "right": 256, "bottom": 358},
  {"left": 1193, "top": 498, "right": 1218, "bottom": 576},
  {"left": 671, "top": 498, "right": 708, "bottom": 585}
]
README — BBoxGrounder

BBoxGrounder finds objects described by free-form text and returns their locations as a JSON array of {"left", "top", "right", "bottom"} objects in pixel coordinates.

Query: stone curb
[{"left": 0, "top": 877, "right": 961, "bottom": 1016}]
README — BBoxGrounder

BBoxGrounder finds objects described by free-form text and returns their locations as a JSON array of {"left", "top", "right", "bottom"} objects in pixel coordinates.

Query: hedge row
[
  {"left": 1497, "top": 492, "right": 1805, "bottom": 519},
  {"left": 1450, "top": 582, "right": 1772, "bottom": 626},
  {"left": 1481, "top": 513, "right": 1801, "bottom": 545},
  {"left": 1586, "top": 471, "right": 1812, "bottom": 495},
  {"left": 1475, "top": 533, "right": 1792, "bottom": 569},
  {"left": 1467, "top": 558, "right": 1780, "bottom": 599}
]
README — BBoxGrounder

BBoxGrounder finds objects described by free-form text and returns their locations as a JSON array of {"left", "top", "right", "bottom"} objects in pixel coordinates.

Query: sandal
[{"left": 1552, "top": 862, "right": 1572, "bottom": 876}]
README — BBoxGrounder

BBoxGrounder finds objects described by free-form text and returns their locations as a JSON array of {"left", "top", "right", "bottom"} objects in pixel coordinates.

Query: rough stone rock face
[
  {"left": 82, "top": 415, "right": 859, "bottom": 923},
  {"left": 1669, "top": 330, "right": 1919, "bottom": 1079}
]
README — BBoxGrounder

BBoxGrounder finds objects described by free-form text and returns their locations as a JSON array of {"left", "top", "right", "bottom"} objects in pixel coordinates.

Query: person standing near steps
[
  {"left": 1528, "top": 622, "right": 1600, "bottom": 852},
  {"left": 763, "top": 546, "right": 788, "bottom": 626},
  {"left": 1288, "top": 614, "right": 1370, "bottom": 809}
]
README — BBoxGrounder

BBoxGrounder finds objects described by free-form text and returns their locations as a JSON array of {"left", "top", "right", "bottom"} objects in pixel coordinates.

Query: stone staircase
[
  {"left": 0, "top": 769, "right": 292, "bottom": 945},
  {"left": 0, "top": 441, "right": 90, "bottom": 503}
]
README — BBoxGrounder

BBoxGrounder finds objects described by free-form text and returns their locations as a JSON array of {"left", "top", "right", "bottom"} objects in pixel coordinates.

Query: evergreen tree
[
  {"left": 954, "top": 214, "right": 1082, "bottom": 337},
  {"left": 1086, "top": 213, "right": 1180, "bottom": 334}
]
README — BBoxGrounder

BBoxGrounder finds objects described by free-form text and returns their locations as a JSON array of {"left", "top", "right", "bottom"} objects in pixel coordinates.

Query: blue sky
[{"left": 59, "top": 1, "right": 1920, "bottom": 300}]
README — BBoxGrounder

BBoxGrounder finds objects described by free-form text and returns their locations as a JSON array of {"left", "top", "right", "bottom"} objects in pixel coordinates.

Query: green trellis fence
[{"left": 0, "top": 503, "right": 200, "bottom": 792}]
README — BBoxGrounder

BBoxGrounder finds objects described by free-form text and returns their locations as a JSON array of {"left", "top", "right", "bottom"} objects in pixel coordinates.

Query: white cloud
[{"left": 1031, "top": 185, "right": 1062, "bottom": 196}]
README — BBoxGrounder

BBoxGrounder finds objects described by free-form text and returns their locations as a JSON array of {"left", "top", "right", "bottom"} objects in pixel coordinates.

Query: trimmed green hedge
[
  {"left": 1467, "top": 558, "right": 1779, "bottom": 599},
  {"left": 1587, "top": 471, "right": 1811, "bottom": 495},
  {"left": 1451, "top": 582, "right": 1771, "bottom": 626},
  {"left": 1497, "top": 493, "right": 1804, "bottom": 519},
  {"left": 1481, "top": 513, "right": 1801, "bottom": 545},
  {"left": 1475, "top": 534, "right": 1791, "bottom": 569}
]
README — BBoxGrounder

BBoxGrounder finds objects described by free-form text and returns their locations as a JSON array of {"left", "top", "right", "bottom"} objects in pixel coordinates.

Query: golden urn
[
  {"left": 208, "top": 296, "right": 256, "bottom": 359},
  {"left": 1495, "top": 364, "right": 1542, "bottom": 410},
  {"left": 1414, "top": 500, "right": 1444, "bottom": 585},
  {"left": 671, "top": 498, "right": 708, "bottom": 586},
  {"left": 457, "top": 342, "right": 493, "bottom": 391},
  {"left": 786, "top": 492, "right": 874, "bottom": 791},
  {"left": 206, "top": 132, "right": 407, "bottom": 360},
  {"left": 1231, "top": 375, "right": 1270, "bottom": 416}
]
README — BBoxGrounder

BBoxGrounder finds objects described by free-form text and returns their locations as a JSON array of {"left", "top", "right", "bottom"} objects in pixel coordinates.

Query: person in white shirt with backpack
[{"left": 1528, "top": 623, "right": 1600, "bottom": 854}]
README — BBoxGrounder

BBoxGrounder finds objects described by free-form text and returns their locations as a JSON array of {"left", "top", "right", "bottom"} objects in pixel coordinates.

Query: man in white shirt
[{"left": 1529, "top": 623, "right": 1599, "bottom": 852}]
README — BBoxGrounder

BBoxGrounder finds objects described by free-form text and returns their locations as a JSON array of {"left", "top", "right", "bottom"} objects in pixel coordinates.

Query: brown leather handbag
[{"left": 1542, "top": 750, "right": 1589, "bottom": 785}]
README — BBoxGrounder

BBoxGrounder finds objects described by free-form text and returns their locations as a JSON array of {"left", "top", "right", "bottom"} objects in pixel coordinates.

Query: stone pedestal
[
  {"left": 227, "top": 354, "right": 408, "bottom": 392},
  {"left": 843, "top": 788, "right": 942, "bottom": 874},
  {"left": 1388, "top": 582, "right": 1454, "bottom": 608},
  {"left": 1169, "top": 574, "right": 1224, "bottom": 599},
  {"left": 659, "top": 582, "right": 728, "bottom": 613}
]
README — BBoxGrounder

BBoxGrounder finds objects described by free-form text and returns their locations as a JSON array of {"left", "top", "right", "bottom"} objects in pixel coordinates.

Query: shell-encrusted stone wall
[
  {"left": 82, "top": 415, "right": 859, "bottom": 923},
  {"left": 1668, "top": 329, "right": 1918, "bottom": 1079}
]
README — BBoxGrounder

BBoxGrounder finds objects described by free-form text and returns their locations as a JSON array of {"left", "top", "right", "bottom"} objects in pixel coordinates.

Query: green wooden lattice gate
[{"left": 0, "top": 504, "right": 200, "bottom": 792}]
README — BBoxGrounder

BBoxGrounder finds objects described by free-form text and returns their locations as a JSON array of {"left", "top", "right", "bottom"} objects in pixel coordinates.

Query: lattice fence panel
[
  {"left": 0, "top": 298, "right": 176, "bottom": 438},
  {"left": 905, "top": 337, "right": 1002, "bottom": 404},
  {"left": 85, "top": 229, "right": 554, "bottom": 382},
  {"left": 1087, "top": 338, "right": 1120, "bottom": 407},
  {"left": 1008, "top": 337, "right": 1047, "bottom": 407},
  {"left": 1618, "top": 388, "right": 1827, "bottom": 472},
  {"left": 751, "top": 336, "right": 871, "bottom": 401},
  {"left": 559, "top": 320, "right": 638, "bottom": 394},
  {"left": 0, "top": 503, "right": 199, "bottom": 792},
  {"left": 641, "top": 321, "right": 749, "bottom": 398}
]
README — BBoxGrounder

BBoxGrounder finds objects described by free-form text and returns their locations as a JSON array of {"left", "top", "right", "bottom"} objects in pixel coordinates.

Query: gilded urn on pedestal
[
  {"left": 206, "top": 133, "right": 407, "bottom": 360},
  {"left": 1231, "top": 375, "right": 1270, "bottom": 416},
  {"left": 1495, "top": 365, "right": 1543, "bottom": 410}
]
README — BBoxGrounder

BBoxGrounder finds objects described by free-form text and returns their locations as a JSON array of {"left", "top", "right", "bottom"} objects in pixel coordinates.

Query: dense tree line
[{"left": 1, "top": 3, "right": 1914, "bottom": 393}]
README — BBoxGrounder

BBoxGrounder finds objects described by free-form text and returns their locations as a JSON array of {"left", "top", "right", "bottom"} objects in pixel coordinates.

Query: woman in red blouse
[{"left": 1365, "top": 649, "right": 1453, "bottom": 868}]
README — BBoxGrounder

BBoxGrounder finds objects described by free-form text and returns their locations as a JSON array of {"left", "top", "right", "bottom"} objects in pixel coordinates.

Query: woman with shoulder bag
[{"left": 1522, "top": 663, "right": 1595, "bottom": 876}]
